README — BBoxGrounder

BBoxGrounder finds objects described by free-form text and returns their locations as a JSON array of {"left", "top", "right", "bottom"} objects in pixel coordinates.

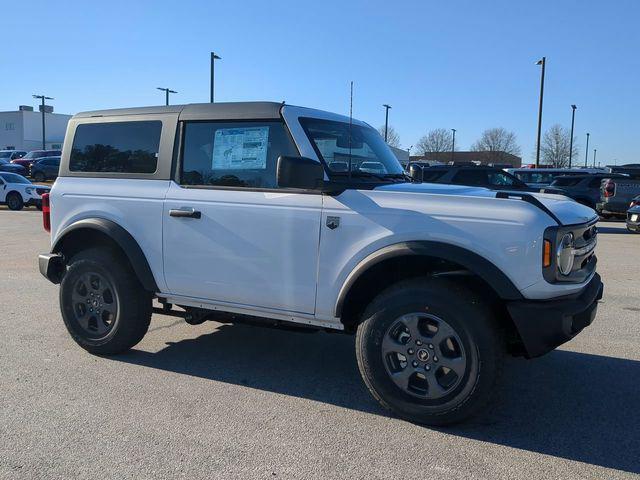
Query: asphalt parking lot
[{"left": 1, "top": 209, "right": 638, "bottom": 480}]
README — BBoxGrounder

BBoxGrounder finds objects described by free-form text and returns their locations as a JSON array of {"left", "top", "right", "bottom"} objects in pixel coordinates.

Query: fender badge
[{"left": 326, "top": 216, "right": 340, "bottom": 230}]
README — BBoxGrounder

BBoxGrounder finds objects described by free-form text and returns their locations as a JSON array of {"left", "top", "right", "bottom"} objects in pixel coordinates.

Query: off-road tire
[
  {"left": 60, "top": 247, "right": 152, "bottom": 355},
  {"left": 355, "top": 277, "right": 504, "bottom": 426}
]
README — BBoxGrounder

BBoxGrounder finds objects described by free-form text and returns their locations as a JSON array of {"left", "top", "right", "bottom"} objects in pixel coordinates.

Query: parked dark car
[
  {"left": 30, "top": 156, "right": 61, "bottom": 182},
  {"left": 0, "top": 158, "right": 27, "bottom": 176},
  {"left": 20, "top": 150, "right": 61, "bottom": 162},
  {"left": 549, "top": 173, "right": 628, "bottom": 210},
  {"left": 12, "top": 150, "right": 61, "bottom": 173},
  {"left": 0, "top": 150, "right": 27, "bottom": 162},
  {"left": 596, "top": 174, "right": 640, "bottom": 218},
  {"left": 417, "top": 165, "right": 564, "bottom": 193}
]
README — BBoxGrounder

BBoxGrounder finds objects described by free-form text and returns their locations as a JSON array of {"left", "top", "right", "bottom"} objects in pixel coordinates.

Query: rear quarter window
[{"left": 69, "top": 121, "right": 161, "bottom": 173}]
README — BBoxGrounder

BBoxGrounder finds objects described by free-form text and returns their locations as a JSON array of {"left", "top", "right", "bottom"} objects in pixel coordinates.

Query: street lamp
[
  {"left": 593, "top": 148, "right": 597, "bottom": 168},
  {"left": 584, "top": 133, "right": 590, "bottom": 167},
  {"left": 569, "top": 105, "right": 577, "bottom": 168},
  {"left": 210, "top": 52, "right": 222, "bottom": 103},
  {"left": 32, "top": 94, "right": 53, "bottom": 150},
  {"left": 535, "top": 57, "right": 546, "bottom": 168},
  {"left": 157, "top": 87, "right": 177, "bottom": 106},
  {"left": 382, "top": 104, "right": 392, "bottom": 142},
  {"left": 451, "top": 129, "right": 456, "bottom": 163}
]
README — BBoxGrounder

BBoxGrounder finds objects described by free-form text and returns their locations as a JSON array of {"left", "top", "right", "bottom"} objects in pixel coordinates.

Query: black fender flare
[
  {"left": 52, "top": 218, "right": 158, "bottom": 292},
  {"left": 334, "top": 241, "right": 523, "bottom": 317}
]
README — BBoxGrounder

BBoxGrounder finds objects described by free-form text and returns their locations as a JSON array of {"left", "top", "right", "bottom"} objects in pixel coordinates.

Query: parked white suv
[
  {"left": 0, "top": 172, "right": 50, "bottom": 210},
  {"left": 39, "top": 102, "right": 603, "bottom": 425}
]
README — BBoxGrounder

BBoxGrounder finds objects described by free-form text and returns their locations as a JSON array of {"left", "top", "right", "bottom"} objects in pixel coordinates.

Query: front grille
[{"left": 35, "top": 188, "right": 47, "bottom": 196}]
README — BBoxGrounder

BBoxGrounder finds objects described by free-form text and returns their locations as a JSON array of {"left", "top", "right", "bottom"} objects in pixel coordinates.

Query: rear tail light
[
  {"left": 631, "top": 200, "right": 639, "bottom": 208},
  {"left": 603, "top": 180, "right": 616, "bottom": 198},
  {"left": 42, "top": 193, "right": 51, "bottom": 232}
]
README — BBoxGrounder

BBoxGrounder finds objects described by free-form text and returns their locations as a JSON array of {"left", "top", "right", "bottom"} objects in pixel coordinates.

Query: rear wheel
[
  {"left": 356, "top": 278, "right": 503, "bottom": 425},
  {"left": 60, "top": 248, "right": 152, "bottom": 355},
  {"left": 6, "top": 192, "right": 24, "bottom": 211}
]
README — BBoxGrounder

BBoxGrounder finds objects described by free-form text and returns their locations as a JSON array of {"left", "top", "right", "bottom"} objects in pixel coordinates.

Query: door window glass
[{"left": 180, "top": 121, "right": 298, "bottom": 188}]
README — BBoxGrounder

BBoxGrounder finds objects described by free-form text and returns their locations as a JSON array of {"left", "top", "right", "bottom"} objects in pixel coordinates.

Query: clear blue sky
[{"left": 2, "top": 0, "right": 639, "bottom": 164}]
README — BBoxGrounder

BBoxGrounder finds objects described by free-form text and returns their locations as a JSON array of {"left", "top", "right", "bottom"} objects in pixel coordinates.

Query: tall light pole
[
  {"left": 569, "top": 104, "right": 577, "bottom": 168},
  {"left": 584, "top": 133, "right": 590, "bottom": 167},
  {"left": 451, "top": 129, "right": 457, "bottom": 163},
  {"left": 593, "top": 148, "right": 597, "bottom": 168},
  {"left": 382, "top": 104, "right": 391, "bottom": 142},
  {"left": 210, "top": 52, "right": 222, "bottom": 103},
  {"left": 157, "top": 87, "right": 177, "bottom": 106},
  {"left": 32, "top": 94, "right": 53, "bottom": 150},
  {"left": 535, "top": 57, "right": 546, "bottom": 168}
]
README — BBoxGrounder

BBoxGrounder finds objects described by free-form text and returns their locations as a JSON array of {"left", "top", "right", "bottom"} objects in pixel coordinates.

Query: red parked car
[{"left": 12, "top": 150, "right": 61, "bottom": 173}]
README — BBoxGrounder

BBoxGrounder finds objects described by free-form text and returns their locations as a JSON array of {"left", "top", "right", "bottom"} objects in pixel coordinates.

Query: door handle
[{"left": 169, "top": 207, "right": 201, "bottom": 219}]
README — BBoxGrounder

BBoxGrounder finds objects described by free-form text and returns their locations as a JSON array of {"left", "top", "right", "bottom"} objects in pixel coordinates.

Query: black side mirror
[
  {"left": 409, "top": 164, "right": 423, "bottom": 183},
  {"left": 277, "top": 156, "right": 325, "bottom": 190}
]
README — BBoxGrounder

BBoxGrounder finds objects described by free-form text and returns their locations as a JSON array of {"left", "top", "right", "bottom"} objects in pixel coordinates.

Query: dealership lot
[{"left": 0, "top": 210, "right": 638, "bottom": 479}]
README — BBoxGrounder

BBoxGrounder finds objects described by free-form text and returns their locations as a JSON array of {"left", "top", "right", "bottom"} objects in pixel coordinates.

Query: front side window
[
  {"left": 70, "top": 121, "right": 161, "bottom": 173},
  {"left": 487, "top": 172, "right": 523, "bottom": 187},
  {"left": 180, "top": 121, "right": 297, "bottom": 188},
  {"left": 299, "top": 118, "right": 404, "bottom": 178}
]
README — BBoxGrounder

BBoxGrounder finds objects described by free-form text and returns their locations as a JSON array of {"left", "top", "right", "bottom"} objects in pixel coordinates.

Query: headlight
[
  {"left": 556, "top": 232, "right": 575, "bottom": 275},
  {"left": 25, "top": 187, "right": 34, "bottom": 195}
]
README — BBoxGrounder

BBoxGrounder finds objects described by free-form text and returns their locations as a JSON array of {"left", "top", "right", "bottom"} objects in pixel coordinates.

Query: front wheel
[
  {"left": 6, "top": 192, "right": 24, "bottom": 210},
  {"left": 60, "top": 248, "right": 152, "bottom": 355},
  {"left": 356, "top": 278, "right": 503, "bottom": 425},
  {"left": 33, "top": 171, "right": 46, "bottom": 182}
]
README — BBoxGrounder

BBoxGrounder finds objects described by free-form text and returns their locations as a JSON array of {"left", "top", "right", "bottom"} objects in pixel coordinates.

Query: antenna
[{"left": 348, "top": 81, "right": 353, "bottom": 180}]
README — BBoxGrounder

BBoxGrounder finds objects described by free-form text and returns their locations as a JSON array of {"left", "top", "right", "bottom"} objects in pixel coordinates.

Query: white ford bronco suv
[{"left": 39, "top": 102, "right": 603, "bottom": 425}]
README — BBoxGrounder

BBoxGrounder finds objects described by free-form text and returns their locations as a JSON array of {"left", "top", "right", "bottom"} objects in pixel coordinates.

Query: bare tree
[
  {"left": 377, "top": 125, "right": 400, "bottom": 147},
  {"left": 471, "top": 128, "right": 521, "bottom": 155},
  {"left": 416, "top": 128, "right": 454, "bottom": 154},
  {"left": 539, "top": 124, "right": 579, "bottom": 167}
]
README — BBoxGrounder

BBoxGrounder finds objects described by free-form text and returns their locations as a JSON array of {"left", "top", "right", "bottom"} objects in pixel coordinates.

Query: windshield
[
  {"left": 299, "top": 118, "right": 404, "bottom": 178},
  {"left": 0, "top": 173, "right": 31, "bottom": 184}
]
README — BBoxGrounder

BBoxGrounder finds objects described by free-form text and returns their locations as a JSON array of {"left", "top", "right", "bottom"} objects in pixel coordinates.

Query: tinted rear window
[{"left": 70, "top": 121, "right": 161, "bottom": 173}]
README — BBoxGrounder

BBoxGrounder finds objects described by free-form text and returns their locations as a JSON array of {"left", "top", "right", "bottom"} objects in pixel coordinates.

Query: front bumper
[{"left": 506, "top": 273, "right": 603, "bottom": 358}]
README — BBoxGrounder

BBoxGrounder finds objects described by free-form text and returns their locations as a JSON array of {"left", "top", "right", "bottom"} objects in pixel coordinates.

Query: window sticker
[{"left": 212, "top": 126, "right": 269, "bottom": 170}]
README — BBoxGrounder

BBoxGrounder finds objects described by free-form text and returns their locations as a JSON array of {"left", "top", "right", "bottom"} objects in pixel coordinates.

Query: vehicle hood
[{"left": 375, "top": 182, "right": 598, "bottom": 226}]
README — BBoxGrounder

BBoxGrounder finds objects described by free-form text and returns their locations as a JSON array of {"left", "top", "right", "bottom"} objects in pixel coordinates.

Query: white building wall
[
  {"left": 0, "top": 110, "right": 71, "bottom": 150},
  {"left": 1, "top": 112, "right": 24, "bottom": 150}
]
